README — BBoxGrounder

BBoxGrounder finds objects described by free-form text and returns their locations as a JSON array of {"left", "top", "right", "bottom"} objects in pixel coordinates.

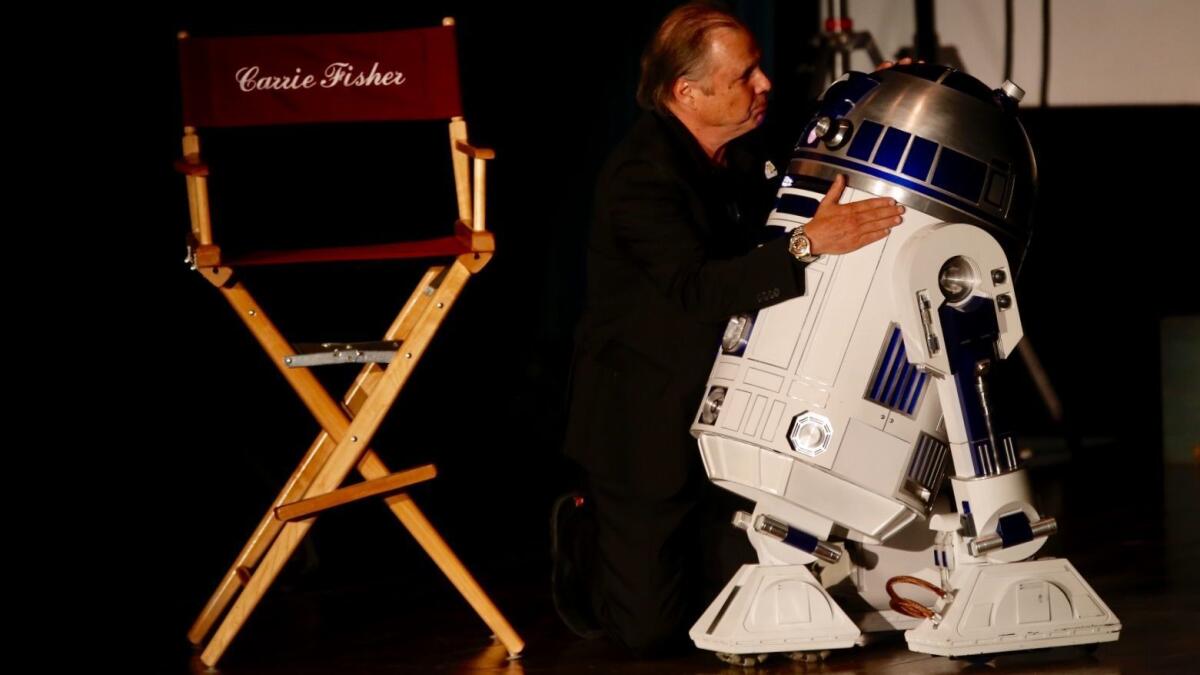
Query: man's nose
[{"left": 755, "top": 69, "right": 772, "bottom": 94}]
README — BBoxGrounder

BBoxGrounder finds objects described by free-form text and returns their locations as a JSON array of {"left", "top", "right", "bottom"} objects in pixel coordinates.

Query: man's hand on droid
[
  {"left": 805, "top": 174, "right": 904, "bottom": 256},
  {"left": 874, "top": 56, "right": 916, "bottom": 72}
]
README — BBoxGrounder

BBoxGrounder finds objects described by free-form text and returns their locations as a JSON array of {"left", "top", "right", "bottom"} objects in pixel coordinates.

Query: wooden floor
[{"left": 168, "top": 456, "right": 1198, "bottom": 674}]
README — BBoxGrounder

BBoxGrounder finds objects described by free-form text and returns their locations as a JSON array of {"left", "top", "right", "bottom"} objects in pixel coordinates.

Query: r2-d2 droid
[{"left": 689, "top": 64, "right": 1121, "bottom": 661}]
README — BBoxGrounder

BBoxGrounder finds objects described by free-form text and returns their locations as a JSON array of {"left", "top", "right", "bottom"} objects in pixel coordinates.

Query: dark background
[{"left": 65, "top": 1, "right": 1196, "bottom": 669}]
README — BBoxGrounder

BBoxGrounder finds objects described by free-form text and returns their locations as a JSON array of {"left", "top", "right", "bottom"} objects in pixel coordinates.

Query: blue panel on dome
[
  {"left": 932, "top": 148, "right": 986, "bottom": 202},
  {"left": 902, "top": 136, "right": 938, "bottom": 181},
  {"left": 874, "top": 128, "right": 911, "bottom": 170},
  {"left": 847, "top": 120, "right": 884, "bottom": 161}
]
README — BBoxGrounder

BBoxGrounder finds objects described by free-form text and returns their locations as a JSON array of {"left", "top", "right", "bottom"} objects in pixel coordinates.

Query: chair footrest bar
[
  {"left": 274, "top": 464, "right": 438, "bottom": 522},
  {"left": 286, "top": 341, "right": 403, "bottom": 367}
]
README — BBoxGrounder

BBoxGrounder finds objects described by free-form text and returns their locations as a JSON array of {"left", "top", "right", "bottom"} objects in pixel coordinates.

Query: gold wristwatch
[{"left": 788, "top": 226, "right": 819, "bottom": 263}]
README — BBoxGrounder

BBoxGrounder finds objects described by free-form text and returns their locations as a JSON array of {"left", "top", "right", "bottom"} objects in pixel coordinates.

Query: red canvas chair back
[
  {"left": 179, "top": 26, "right": 462, "bottom": 127},
  {"left": 177, "top": 21, "right": 493, "bottom": 270}
]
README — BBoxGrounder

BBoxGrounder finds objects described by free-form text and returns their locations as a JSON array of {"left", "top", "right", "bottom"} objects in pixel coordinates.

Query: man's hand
[
  {"left": 805, "top": 175, "right": 904, "bottom": 256},
  {"left": 875, "top": 56, "right": 915, "bottom": 72}
]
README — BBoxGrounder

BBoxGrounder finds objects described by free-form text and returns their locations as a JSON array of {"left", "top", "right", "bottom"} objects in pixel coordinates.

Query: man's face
[{"left": 688, "top": 27, "right": 772, "bottom": 141}]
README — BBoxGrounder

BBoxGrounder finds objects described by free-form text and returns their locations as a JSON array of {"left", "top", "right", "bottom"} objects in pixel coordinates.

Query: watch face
[{"left": 790, "top": 232, "right": 810, "bottom": 257}]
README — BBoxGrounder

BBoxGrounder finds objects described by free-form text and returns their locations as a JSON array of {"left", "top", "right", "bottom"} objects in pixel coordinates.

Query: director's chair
[{"left": 175, "top": 18, "right": 524, "bottom": 668}]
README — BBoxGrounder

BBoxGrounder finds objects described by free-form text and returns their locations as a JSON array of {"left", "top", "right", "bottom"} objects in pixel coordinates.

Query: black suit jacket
[{"left": 564, "top": 111, "right": 809, "bottom": 498}]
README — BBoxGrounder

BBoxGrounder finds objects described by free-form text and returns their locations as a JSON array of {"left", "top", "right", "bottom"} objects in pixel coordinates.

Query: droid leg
[
  {"left": 691, "top": 563, "right": 862, "bottom": 656},
  {"left": 889, "top": 224, "right": 1121, "bottom": 658},
  {"left": 688, "top": 498, "right": 862, "bottom": 656}
]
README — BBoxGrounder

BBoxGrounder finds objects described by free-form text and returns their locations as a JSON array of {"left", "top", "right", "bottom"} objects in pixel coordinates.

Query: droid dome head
[{"left": 792, "top": 64, "right": 1037, "bottom": 250}]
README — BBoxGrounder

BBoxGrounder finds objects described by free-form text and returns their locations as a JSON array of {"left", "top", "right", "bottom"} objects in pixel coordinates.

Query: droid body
[{"left": 689, "top": 65, "right": 1121, "bottom": 660}]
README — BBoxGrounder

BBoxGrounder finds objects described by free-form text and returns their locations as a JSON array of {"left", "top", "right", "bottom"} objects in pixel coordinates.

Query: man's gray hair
[{"left": 636, "top": 3, "right": 749, "bottom": 115}]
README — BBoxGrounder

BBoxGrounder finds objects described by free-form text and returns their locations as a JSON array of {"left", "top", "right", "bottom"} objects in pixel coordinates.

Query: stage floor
[{"left": 171, "top": 456, "right": 1198, "bottom": 674}]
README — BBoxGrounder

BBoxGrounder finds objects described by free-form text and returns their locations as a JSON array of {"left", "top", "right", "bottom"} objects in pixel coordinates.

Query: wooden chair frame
[{"left": 176, "top": 18, "right": 523, "bottom": 668}]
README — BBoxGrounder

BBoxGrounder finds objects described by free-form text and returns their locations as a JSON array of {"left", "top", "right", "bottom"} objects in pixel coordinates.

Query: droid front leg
[
  {"left": 891, "top": 223, "right": 1122, "bottom": 659},
  {"left": 689, "top": 496, "right": 862, "bottom": 657}
]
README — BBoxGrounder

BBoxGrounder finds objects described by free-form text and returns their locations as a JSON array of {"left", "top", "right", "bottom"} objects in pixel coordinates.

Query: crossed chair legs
[{"left": 187, "top": 257, "right": 524, "bottom": 667}]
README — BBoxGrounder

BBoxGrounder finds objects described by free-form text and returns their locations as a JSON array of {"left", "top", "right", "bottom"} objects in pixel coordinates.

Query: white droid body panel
[{"left": 694, "top": 186, "right": 951, "bottom": 545}]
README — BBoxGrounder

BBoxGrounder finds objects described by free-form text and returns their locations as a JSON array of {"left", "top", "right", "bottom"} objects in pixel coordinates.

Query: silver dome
[{"left": 789, "top": 64, "right": 1037, "bottom": 247}]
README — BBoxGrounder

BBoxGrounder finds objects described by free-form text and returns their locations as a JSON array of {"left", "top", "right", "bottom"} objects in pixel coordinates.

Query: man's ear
[{"left": 672, "top": 77, "right": 695, "bottom": 110}]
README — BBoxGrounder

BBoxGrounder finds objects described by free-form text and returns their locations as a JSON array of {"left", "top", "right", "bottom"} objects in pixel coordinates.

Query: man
[{"left": 557, "top": 3, "right": 906, "bottom": 655}]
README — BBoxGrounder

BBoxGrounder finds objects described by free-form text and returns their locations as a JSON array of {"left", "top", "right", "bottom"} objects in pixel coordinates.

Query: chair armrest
[
  {"left": 454, "top": 141, "right": 495, "bottom": 160},
  {"left": 175, "top": 156, "right": 210, "bottom": 176}
]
